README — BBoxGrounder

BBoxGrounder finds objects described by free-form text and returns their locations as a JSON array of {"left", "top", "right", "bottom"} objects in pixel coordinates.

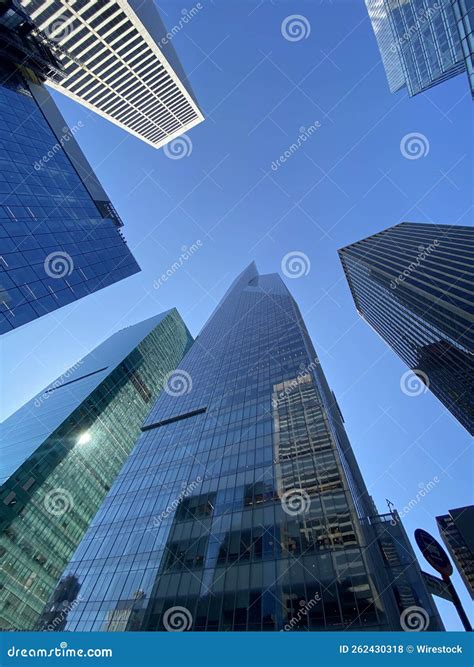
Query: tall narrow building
[
  {"left": 0, "top": 309, "right": 192, "bottom": 630},
  {"left": 437, "top": 506, "right": 474, "bottom": 599},
  {"left": 18, "top": 0, "right": 204, "bottom": 147},
  {"left": 338, "top": 222, "right": 473, "bottom": 435},
  {"left": 0, "top": 2, "right": 140, "bottom": 333},
  {"left": 42, "top": 264, "right": 442, "bottom": 632},
  {"left": 365, "top": 0, "right": 474, "bottom": 97}
]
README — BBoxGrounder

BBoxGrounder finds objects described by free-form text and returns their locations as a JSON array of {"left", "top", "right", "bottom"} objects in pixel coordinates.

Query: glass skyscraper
[
  {"left": 0, "top": 3, "right": 140, "bottom": 333},
  {"left": 452, "top": 0, "right": 474, "bottom": 95},
  {"left": 437, "top": 506, "right": 474, "bottom": 599},
  {"left": 18, "top": 0, "right": 204, "bottom": 147},
  {"left": 0, "top": 309, "right": 192, "bottom": 630},
  {"left": 338, "top": 222, "right": 473, "bottom": 435},
  {"left": 365, "top": 0, "right": 474, "bottom": 97},
  {"left": 42, "top": 263, "right": 442, "bottom": 632}
]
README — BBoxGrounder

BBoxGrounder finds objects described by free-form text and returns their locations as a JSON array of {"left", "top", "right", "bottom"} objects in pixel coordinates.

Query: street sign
[
  {"left": 422, "top": 571, "right": 454, "bottom": 602},
  {"left": 415, "top": 528, "right": 453, "bottom": 577}
]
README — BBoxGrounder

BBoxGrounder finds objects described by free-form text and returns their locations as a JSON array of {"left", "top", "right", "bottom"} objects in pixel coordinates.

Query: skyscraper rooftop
[
  {"left": 19, "top": 0, "right": 204, "bottom": 147},
  {"left": 41, "top": 264, "right": 442, "bottom": 632}
]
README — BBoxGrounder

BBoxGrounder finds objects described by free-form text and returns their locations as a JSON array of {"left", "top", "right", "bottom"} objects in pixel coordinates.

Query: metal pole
[{"left": 443, "top": 575, "right": 473, "bottom": 632}]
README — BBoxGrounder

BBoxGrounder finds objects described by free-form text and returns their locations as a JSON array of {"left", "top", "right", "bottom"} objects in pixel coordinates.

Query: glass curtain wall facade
[
  {"left": 338, "top": 222, "right": 473, "bottom": 435},
  {"left": 0, "top": 6, "right": 140, "bottom": 333},
  {"left": 437, "top": 506, "right": 474, "bottom": 599},
  {"left": 0, "top": 310, "right": 192, "bottom": 630},
  {"left": 18, "top": 0, "right": 204, "bottom": 148},
  {"left": 365, "top": 0, "right": 470, "bottom": 96},
  {"left": 452, "top": 0, "right": 474, "bottom": 95},
  {"left": 43, "top": 263, "right": 442, "bottom": 632}
]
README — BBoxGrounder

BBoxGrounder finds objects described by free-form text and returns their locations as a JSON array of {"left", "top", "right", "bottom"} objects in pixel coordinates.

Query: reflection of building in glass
[
  {"left": 365, "top": 0, "right": 474, "bottom": 97},
  {"left": 0, "top": 310, "right": 192, "bottom": 630},
  {"left": 0, "top": 1, "right": 140, "bottom": 333},
  {"left": 39, "top": 574, "right": 81, "bottom": 631},
  {"left": 437, "top": 506, "right": 474, "bottom": 599},
  {"left": 104, "top": 590, "right": 147, "bottom": 632},
  {"left": 46, "top": 264, "right": 442, "bottom": 632},
  {"left": 17, "top": 0, "right": 204, "bottom": 147},
  {"left": 339, "top": 222, "right": 474, "bottom": 435}
]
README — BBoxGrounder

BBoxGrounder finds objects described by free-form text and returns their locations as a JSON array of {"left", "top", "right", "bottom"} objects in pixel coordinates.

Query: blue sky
[{"left": 1, "top": 0, "right": 472, "bottom": 631}]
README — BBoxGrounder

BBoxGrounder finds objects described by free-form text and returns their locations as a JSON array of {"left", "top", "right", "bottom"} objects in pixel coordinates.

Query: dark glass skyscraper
[
  {"left": 43, "top": 263, "right": 442, "bottom": 632},
  {"left": 0, "top": 309, "right": 192, "bottom": 630},
  {"left": 339, "top": 222, "right": 473, "bottom": 435},
  {"left": 0, "top": 3, "right": 140, "bottom": 334},
  {"left": 365, "top": 0, "right": 473, "bottom": 97},
  {"left": 437, "top": 506, "right": 474, "bottom": 599}
]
